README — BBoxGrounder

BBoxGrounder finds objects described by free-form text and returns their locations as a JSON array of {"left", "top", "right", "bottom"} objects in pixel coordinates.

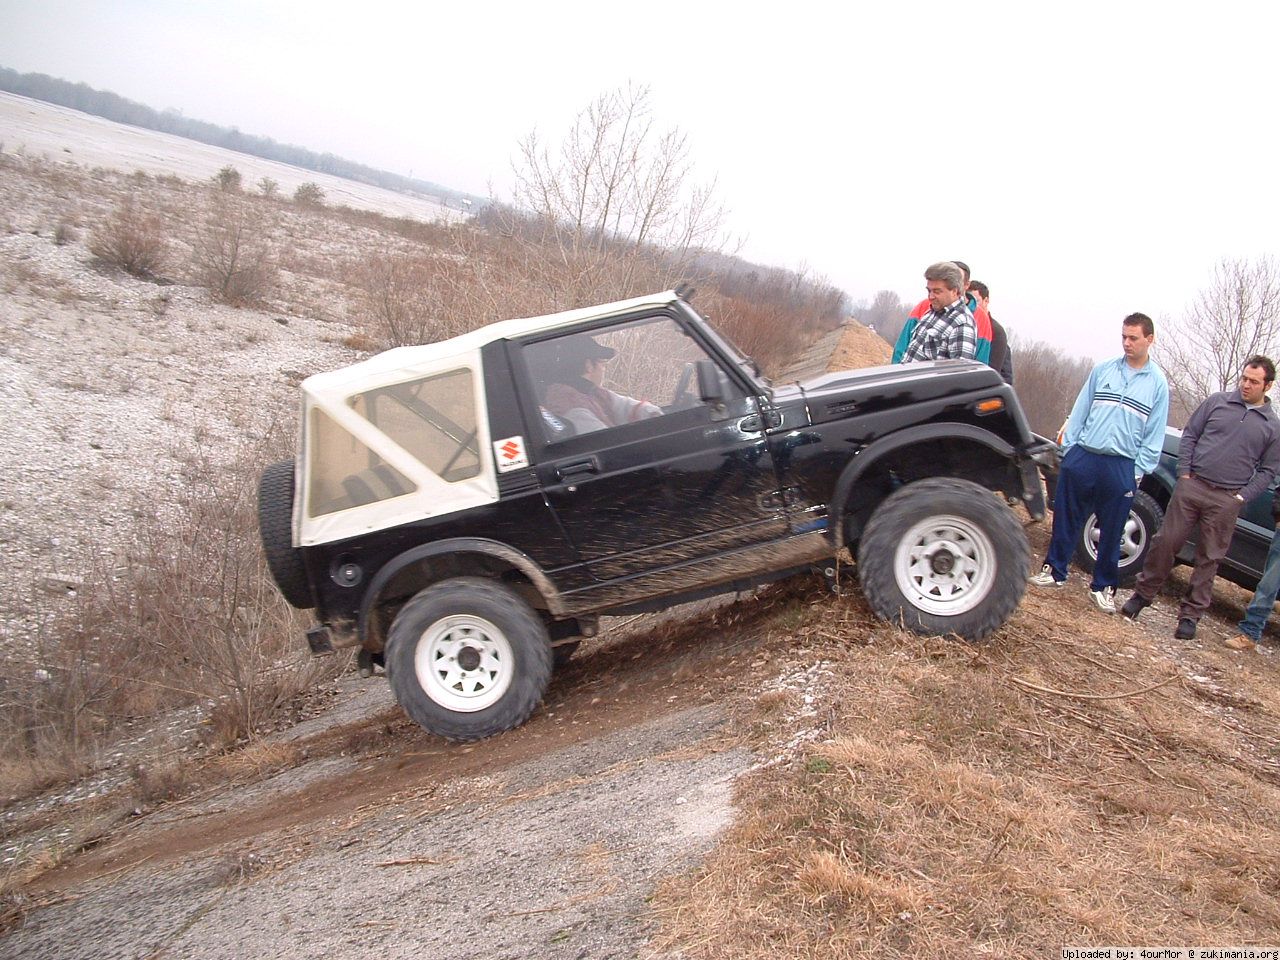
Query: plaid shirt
[{"left": 900, "top": 299, "right": 977, "bottom": 362}]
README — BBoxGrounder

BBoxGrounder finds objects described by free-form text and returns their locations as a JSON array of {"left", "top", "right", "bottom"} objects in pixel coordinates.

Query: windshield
[{"left": 681, "top": 302, "right": 769, "bottom": 388}]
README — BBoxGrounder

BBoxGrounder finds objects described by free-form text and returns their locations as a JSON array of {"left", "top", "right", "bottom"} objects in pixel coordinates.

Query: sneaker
[
  {"left": 1029, "top": 565, "right": 1063, "bottom": 588},
  {"left": 1174, "top": 618, "right": 1197, "bottom": 640},
  {"left": 1089, "top": 587, "right": 1116, "bottom": 614},
  {"left": 1120, "top": 593, "right": 1151, "bottom": 620},
  {"left": 1224, "top": 634, "right": 1257, "bottom": 651}
]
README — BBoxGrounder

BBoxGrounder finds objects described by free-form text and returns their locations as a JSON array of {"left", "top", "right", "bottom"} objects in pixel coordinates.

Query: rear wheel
[
  {"left": 1073, "top": 490, "right": 1164, "bottom": 587},
  {"left": 385, "top": 577, "right": 552, "bottom": 741},
  {"left": 858, "top": 478, "right": 1029, "bottom": 640}
]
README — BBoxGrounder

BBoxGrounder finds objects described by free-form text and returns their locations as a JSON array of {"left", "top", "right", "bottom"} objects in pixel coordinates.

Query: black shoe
[
  {"left": 1174, "top": 618, "right": 1197, "bottom": 640},
  {"left": 1120, "top": 593, "right": 1150, "bottom": 620}
]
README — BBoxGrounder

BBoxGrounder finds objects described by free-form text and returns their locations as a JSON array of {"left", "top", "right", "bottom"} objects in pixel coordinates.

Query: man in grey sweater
[{"left": 1121, "top": 356, "right": 1280, "bottom": 638}]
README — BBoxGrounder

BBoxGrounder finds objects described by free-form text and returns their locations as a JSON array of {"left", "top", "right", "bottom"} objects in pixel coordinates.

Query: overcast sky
[{"left": 2, "top": 0, "right": 1277, "bottom": 363}]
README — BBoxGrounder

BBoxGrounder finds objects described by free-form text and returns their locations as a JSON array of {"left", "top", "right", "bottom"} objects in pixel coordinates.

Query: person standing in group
[
  {"left": 894, "top": 262, "right": 977, "bottom": 363},
  {"left": 1230, "top": 491, "right": 1280, "bottom": 651},
  {"left": 892, "top": 260, "right": 992, "bottom": 364},
  {"left": 1121, "top": 357, "right": 1280, "bottom": 640},
  {"left": 969, "top": 280, "right": 1012, "bottom": 384},
  {"left": 1030, "top": 313, "right": 1169, "bottom": 613}
]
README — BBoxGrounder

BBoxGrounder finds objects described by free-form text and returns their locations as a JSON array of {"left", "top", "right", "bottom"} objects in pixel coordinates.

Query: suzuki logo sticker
[{"left": 493, "top": 435, "right": 529, "bottom": 473}]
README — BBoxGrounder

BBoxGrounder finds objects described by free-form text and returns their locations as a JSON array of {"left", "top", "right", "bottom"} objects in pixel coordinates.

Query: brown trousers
[{"left": 1135, "top": 475, "right": 1242, "bottom": 620}]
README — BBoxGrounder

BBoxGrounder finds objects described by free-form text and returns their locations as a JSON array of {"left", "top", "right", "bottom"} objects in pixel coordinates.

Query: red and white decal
[{"left": 493, "top": 435, "right": 529, "bottom": 473}]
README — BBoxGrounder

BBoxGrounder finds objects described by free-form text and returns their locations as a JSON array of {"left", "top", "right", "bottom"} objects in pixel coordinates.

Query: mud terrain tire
[
  {"left": 858, "top": 477, "right": 1029, "bottom": 640},
  {"left": 257, "top": 460, "right": 312, "bottom": 609},
  {"left": 385, "top": 577, "right": 553, "bottom": 741},
  {"left": 1073, "top": 489, "right": 1164, "bottom": 588}
]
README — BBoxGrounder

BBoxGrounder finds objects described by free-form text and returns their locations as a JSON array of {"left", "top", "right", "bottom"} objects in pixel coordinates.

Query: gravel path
[{"left": 2, "top": 703, "right": 749, "bottom": 960}]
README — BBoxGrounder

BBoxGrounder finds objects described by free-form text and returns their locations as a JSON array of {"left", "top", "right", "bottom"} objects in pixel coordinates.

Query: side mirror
[{"left": 695, "top": 359, "right": 726, "bottom": 404}]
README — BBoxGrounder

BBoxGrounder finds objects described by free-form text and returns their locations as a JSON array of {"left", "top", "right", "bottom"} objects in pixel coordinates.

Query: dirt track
[{"left": 1, "top": 594, "right": 818, "bottom": 960}]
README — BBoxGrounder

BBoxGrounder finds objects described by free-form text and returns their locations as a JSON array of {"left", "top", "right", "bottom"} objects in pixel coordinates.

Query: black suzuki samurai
[{"left": 259, "top": 290, "right": 1051, "bottom": 740}]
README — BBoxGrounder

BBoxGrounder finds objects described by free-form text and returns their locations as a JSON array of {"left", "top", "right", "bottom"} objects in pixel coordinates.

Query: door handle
[
  {"left": 555, "top": 456, "right": 599, "bottom": 481},
  {"left": 738, "top": 414, "right": 763, "bottom": 433}
]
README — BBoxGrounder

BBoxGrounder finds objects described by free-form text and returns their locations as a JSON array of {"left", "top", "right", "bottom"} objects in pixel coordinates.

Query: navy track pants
[{"left": 1043, "top": 445, "right": 1136, "bottom": 591}]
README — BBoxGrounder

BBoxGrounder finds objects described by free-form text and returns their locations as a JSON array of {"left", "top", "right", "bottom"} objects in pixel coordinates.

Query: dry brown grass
[
  {"left": 209, "top": 739, "right": 301, "bottom": 782},
  {"left": 11, "top": 155, "right": 837, "bottom": 373},
  {"left": 651, "top": 545, "right": 1280, "bottom": 957},
  {"left": 88, "top": 195, "right": 166, "bottom": 278},
  {"left": 0, "top": 426, "right": 342, "bottom": 799},
  {"left": 189, "top": 192, "right": 277, "bottom": 306}
]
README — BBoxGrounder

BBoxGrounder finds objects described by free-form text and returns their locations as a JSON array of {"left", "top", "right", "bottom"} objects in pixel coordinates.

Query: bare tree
[
  {"left": 190, "top": 194, "right": 277, "bottom": 306},
  {"left": 352, "top": 248, "right": 468, "bottom": 347},
  {"left": 1161, "top": 257, "right": 1280, "bottom": 421},
  {"left": 89, "top": 196, "right": 167, "bottom": 279},
  {"left": 508, "top": 84, "right": 727, "bottom": 305},
  {"left": 1009, "top": 336, "right": 1094, "bottom": 438},
  {"left": 856, "top": 290, "right": 911, "bottom": 345}
]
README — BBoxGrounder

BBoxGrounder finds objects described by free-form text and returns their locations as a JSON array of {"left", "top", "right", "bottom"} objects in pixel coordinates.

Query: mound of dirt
[
  {"left": 776, "top": 320, "right": 891, "bottom": 382},
  {"left": 825, "top": 318, "right": 891, "bottom": 372}
]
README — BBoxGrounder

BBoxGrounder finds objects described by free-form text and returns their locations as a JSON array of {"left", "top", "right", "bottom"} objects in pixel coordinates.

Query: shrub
[
  {"left": 0, "top": 427, "right": 341, "bottom": 797},
  {"left": 88, "top": 197, "right": 166, "bottom": 278},
  {"left": 215, "top": 165, "right": 242, "bottom": 192},
  {"left": 257, "top": 176, "right": 279, "bottom": 198},
  {"left": 53, "top": 221, "right": 77, "bottom": 246},
  {"left": 190, "top": 195, "right": 277, "bottom": 306},
  {"left": 352, "top": 250, "right": 445, "bottom": 346},
  {"left": 293, "top": 181, "right": 324, "bottom": 207}
]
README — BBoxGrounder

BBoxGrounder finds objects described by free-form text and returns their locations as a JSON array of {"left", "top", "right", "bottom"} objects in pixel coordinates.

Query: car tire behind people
[
  {"left": 384, "top": 577, "right": 553, "bottom": 741},
  {"left": 1073, "top": 490, "right": 1164, "bottom": 587},
  {"left": 858, "top": 477, "right": 1030, "bottom": 641}
]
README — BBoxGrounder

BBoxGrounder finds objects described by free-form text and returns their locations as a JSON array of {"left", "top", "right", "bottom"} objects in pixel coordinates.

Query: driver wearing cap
[{"left": 543, "top": 335, "right": 662, "bottom": 435}]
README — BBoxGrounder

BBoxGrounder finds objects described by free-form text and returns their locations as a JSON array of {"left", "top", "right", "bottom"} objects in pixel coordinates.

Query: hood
[{"left": 793, "top": 360, "right": 1004, "bottom": 425}]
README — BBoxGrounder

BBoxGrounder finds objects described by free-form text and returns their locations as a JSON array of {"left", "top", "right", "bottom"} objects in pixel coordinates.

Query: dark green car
[{"left": 1068, "top": 427, "right": 1276, "bottom": 589}]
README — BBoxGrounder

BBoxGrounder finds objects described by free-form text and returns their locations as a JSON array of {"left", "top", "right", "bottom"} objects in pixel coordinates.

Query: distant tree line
[{"left": 0, "top": 65, "right": 486, "bottom": 210}]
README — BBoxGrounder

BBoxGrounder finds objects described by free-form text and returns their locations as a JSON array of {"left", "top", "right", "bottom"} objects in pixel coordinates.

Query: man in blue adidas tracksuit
[{"left": 1030, "top": 313, "right": 1169, "bottom": 613}]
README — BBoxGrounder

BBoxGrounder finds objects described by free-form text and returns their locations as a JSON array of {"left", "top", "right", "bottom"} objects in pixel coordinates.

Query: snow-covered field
[
  {"left": 0, "top": 99, "right": 459, "bottom": 646},
  {"left": 0, "top": 91, "right": 464, "bottom": 223}
]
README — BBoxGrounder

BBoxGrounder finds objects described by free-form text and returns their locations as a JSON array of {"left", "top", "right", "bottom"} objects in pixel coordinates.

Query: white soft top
[
  {"left": 296, "top": 290, "right": 681, "bottom": 547},
  {"left": 301, "top": 290, "right": 681, "bottom": 402}
]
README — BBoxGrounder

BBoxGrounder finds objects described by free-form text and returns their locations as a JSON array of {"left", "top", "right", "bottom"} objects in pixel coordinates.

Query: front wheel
[
  {"left": 858, "top": 478, "right": 1030, "bottom": 641},
  {"left": 384, "top": 578, "right": 552, "bottom": 741},
  {"left": 1073, "top": 490, "right": 1164, "bottom": 587}
]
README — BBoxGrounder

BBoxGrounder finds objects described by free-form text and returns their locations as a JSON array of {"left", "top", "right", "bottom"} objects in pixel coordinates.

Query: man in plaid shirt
[{"left": 898, "top": 262, "right": 977, "bottom": 362}]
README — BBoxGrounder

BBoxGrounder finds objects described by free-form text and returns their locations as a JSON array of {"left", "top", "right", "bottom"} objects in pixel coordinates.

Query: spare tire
[{"left": 257, "top": 459, "right": 313, "bottom": 609}]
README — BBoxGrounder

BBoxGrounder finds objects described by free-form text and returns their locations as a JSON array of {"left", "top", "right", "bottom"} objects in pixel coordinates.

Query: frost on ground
[
  {"left": 0, "top": 90, "right": 464, "bottom": 222},
  {"left": 1, "top": 704, "right": 751, "bottom": 960},
  {"left": 0, "top": 107, "right": 781, "bottom": 960},
  {"left": 0, "top": 159, "right": 359, "bottom": 651}
]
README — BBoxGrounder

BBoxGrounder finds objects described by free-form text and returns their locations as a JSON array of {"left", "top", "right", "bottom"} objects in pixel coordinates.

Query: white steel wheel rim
[
  {"left": 1085, "top": 510, "right": 1144, "bottom": 564},
  {"left": 894, "top": 514, "right": 997, "bottom": 616},
  {"left": 415, "top": 614, "right": 513, "bottom": 713}
]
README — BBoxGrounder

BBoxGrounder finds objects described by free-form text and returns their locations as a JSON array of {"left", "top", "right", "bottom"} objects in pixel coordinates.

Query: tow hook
[{"left": 813, "top": 562, "right": 843, "bottom": 596}]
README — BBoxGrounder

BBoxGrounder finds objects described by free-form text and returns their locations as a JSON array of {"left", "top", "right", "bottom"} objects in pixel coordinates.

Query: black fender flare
[
  {"left": 358, "top": 537, "right": 567, "bottom": 643},
  {"left": 829, "top": 423, "right": 1016, "bottom": 541}
]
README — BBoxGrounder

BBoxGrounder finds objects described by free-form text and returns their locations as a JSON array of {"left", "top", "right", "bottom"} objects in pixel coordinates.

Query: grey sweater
[{"left": 1179, "top": 389, "right": 1280, "bottom": 503}]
